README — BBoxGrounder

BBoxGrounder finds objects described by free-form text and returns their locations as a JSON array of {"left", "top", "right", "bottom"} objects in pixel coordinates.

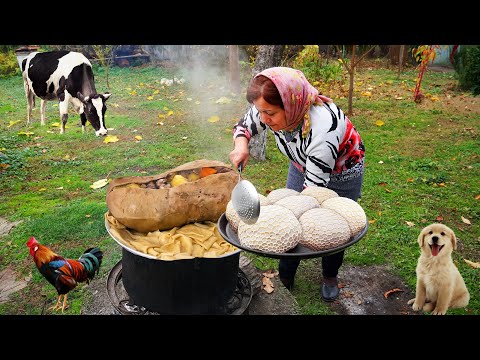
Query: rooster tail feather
[{"left": 79, "top": 247, "right": 103, "bottom": 278}]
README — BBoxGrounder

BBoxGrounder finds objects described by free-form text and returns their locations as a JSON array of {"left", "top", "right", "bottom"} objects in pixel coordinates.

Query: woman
[{"left": 229, "top": 67, "right": 365, "bottom": 302}]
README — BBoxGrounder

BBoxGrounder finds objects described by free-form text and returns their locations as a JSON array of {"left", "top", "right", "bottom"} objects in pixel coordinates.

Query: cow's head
[{"left": 77, "top": 92, "right": 112, "bottom": 136}]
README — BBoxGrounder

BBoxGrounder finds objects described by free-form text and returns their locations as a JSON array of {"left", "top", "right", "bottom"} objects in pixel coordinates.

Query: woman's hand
[{"left": 229, "top": 137, "right": 250, "bottom": 170}]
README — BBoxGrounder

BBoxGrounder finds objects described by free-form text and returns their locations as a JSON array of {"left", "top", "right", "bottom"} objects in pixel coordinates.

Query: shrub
[
  {"left": 292, "top": 45, "right": 343, "bottom": 84},
  {"left": 453, "top": 45, "right": 480, "bottom": 95},
  {"left": 0, "top": 51, "right": 20, "bottom": 78}
]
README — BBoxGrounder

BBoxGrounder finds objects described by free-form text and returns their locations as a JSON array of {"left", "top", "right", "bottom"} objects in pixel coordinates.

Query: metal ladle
[{"left": 231, "top": 163, "right": 260, "bottom": 225}]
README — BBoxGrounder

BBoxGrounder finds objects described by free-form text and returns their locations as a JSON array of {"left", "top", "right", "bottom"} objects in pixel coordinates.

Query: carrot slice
[{"left": 199, "top": 167, "right": 217, "bottom": 178}]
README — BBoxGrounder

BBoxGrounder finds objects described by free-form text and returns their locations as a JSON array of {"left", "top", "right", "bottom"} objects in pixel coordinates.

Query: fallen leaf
[
  {"left": 167, "top": 110, "right": 174, "bottom": 116},
  {"left": 7, "top": 120, "right": 21, "bottom": 128},
  {"left": 262, "top": 276, "right": 275, "bottom": 293},
  {"left": 375, "top": 120, "right": 385, "bottom": 126},
  {"left": 461, "top": 216, "right": 472, "bottom": 225},
  {"left": 17, "top": 131, "right": 35, "bottom": 137},
  {"left": 435, "top": 216, "right": 444, "bottom": 221},
  {"left": 263, "top": 282, "right": 274, "bottom": 294},
  {"left": 134, "top": 135, "right": 142, "bottom": 141},
  {"left": 262, "top": 270, "right": 278, "bottom": 278},
  {"left": 368, "top": 219, "right": 376, "bottom": 224},
  {"left": 146, "top": 96, "right": 154, "bottom": 100},
  {"left": 464, "top": 259, "right": 480, "bottom": 269},
  {"left": 103, "top": 135, "right": 119, "bottom": 144},
  {"left": 208, "top": 115, "right": 220, "bottom": 123},
  {"left": 215, "top": 96, "right": 232, "bottom": 104},
  {"left": 475, "top": 195, "right": 480, "bottom": 200},
  {"left": 55, "top": 186, "right": 64, "bottom": 190},
  {"left": 405, "top": 221, "right": 415, "bottom": 227},
  {"left": 378, "top": 182, "right": 388, "bottom": 186},
  {"left": 407, "top": 178, "right": 414, "bottom": 182},
  {"left": 383, "top": 288, "right": 404, "bottom": 298},
  {"left": 85, "top": 214, "right": 91, "bottom": 218},
  {"left": 90, "top": 178, "right": 110, "bottom": 189}
]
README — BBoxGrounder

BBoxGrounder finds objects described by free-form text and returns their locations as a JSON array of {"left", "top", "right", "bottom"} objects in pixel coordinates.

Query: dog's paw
[
  {"left": 431, "top": 308, "right": 447, "bottom": 315},
  {"left": 407, "top": 298, "right": 415, "bottom": 305},
  {"left": 423, "top": 303, "right": 434, "bottom": 312},
  {"left": 411, "top": 302, "right": 423, "bottom": 311}
]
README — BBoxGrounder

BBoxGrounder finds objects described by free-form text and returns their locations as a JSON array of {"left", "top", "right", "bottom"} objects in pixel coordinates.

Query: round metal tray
[{"left": 217, "top": 213, "right": 368, "bottom": 259}]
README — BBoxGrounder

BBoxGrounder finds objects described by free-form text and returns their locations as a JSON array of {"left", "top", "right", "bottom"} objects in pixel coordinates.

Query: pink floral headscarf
[{"left": 256, "top": 67, "right": 332, "bottom": 132}]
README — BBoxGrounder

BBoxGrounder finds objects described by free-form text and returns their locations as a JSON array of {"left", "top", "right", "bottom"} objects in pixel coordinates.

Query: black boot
[
  {"left": 321, "top": 276, "right": 339, "bottom": 302},
  {"left": 279, "top": 277, "right": 294, "bottom": 291}
]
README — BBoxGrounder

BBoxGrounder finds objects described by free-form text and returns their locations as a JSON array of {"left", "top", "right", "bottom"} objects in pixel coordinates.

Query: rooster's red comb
[{"left": 26, "top": 236, "right": 38, "bottom": 248}]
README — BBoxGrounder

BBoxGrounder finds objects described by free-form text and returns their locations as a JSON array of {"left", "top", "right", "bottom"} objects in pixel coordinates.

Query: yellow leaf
[
  {"left": 395, "top": 96, "right": 403, "bottom": 100},
  {"left": 17, "top": 131, "right": 34, "bottom": 137},
  {"left": 361, "top": 91, "right": 372, "bottom": 97},
  {"left": 431, "top": 96, "right": 439, "bottom": 101},
  {"left": 135, "top": 135, "right": 142, "bottom": 140},
  {"left": 103, "top": 135, "right": 119, "bottom": 144},
  {"left": 90, "top": 178, "right": 110, "bottom": 189},
  {"left": 163, "top": 106, "right": 169, "bottom": 111},
  {"left": 461, "top": 216, "right": 472, "bottom": 225},
  {"left": 130, "top": 90, "right": 137, "bottom": 96},
  {"left": 195, "top": 101, "right": 201, "bottom": 105},
  {"left": 147, "top": 96, "right": 154, "bottom": 100},
  {"left": 368, "top": 219, "right": 376, "bottom": 224},
  {"left": 375, "top": 120, "right": 385, "bottom": 127},
  {"left": 464, "top": 259, "right": 480, "bottom": 269},
  {"left": 158, "top": 114, "right": 166, "bottom": 119},
  {"left": 38, "top": 188, "right": 46, "bottom": 192},
  {"left": 153, "top": 90, "right": 160, "bottom": 95},
  {"left": 208, "top": 115, "right": 220, "bottom": 123},
  {"left": 187, "top": 98, "right": 192, "bottom": 101},
  {"left": 157, "top": 122, "right": 164, "bottom": 126},
  {"left": 405, "top": 221, "right": 415, "bottom": 227},
  {"left": 55, "top": 186, "right": 64, "bottom": 190},
  {"left": 7, "top": 120, "right": 21, "bottom": 128},
  {"left": 215, "top": 97, "right": 232, "bottom": 104},
  {"left": 167, "top": 110, "right": 174, "bottom": 116}
]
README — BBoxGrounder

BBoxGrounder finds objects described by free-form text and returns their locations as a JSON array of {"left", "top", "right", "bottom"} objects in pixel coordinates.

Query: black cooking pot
[{"left": 120, "top": 246, "right": 241, "bottom": 315}]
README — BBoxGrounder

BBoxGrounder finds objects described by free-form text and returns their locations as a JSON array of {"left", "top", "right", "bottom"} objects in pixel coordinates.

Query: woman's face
[{"left": 253, "top": 97, "right": 287, "bottom": 131}]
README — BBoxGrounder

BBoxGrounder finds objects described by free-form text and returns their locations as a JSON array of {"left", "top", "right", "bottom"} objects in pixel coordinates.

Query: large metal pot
[{"left": 107, "top": 221, "right": 241, "bottom": 314}]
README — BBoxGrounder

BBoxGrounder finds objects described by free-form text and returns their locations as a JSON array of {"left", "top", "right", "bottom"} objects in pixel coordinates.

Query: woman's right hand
[{"left": 229, "top": 137, "right": 250, "bottom": 170}]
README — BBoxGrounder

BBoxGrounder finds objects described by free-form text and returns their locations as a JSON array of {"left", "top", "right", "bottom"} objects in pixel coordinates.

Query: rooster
[{"left": 26, "top": 236, "right": 103, "bottom": 313}]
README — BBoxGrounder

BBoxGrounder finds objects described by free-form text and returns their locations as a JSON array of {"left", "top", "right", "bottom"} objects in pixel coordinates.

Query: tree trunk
[
  {"left": 250, "top": 45, "right": 285, "bottom": 161},
  {"left": 397, "top": 45, "right": 405, "bottom": 79},
  {"left": 228, "top": 45, "right": 240, "bottom": 94}
]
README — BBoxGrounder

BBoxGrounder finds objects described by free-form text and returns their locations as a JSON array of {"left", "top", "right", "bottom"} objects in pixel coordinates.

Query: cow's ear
[
  {"left": 103, "top": 92, "right": 112, "bottom": 101},
  {"left": 77, "top": 92, "right": 89, "bottom": 103}
]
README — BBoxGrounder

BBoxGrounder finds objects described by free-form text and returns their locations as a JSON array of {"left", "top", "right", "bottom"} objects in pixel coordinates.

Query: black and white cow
[{"left": 22, "top": 50, "right": 111, "bottom": 136}]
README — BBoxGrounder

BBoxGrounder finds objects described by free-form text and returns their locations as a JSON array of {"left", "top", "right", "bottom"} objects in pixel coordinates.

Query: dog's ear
[
  {"left": 449, "top": 228, "right": 457, "bottom": 250},
  {"left": 418, "top": 228, "right": 426, "bottom": 247}
]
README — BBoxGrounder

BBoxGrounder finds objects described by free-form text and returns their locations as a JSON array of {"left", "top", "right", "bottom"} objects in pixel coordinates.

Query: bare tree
[
  {"left": 228, "top": 45, "right": 241, "bottom": 94},
  {"left": 249, "top": 45, "right": 285, "bottom": 161},
  {"left": 335, "top": 45, "right": 376, "bottom": 115}
]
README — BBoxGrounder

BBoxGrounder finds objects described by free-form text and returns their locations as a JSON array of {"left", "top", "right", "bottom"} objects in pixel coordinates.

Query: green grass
[{"left": 1, "top": 60, "right": 479, "bottom": 315}]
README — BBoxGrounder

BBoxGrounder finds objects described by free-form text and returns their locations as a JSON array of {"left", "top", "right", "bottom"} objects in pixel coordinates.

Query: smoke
[{"left": 146, "top": 45, "right": 249, "bottom": 162}]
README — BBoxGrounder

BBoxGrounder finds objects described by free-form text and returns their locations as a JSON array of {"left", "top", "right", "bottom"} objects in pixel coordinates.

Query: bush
[
  {"left": 0, "top": 51, "right": 20, "bottom": 78},
  {"left": 453, "top": 45, "right": 480, "bottom": 95},
  {"left": 292, "top": 45, "right": 343, "bottom": 85}
]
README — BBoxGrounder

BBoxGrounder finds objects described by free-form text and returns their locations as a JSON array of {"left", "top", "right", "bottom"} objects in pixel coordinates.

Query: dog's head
[{"left": 418, "top": 223, "right": 456, "bottom": 257}]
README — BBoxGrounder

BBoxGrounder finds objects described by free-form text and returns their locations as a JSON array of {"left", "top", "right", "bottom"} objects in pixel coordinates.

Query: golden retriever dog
[{"left": 407, "top": 223, "right": 470, "bottom": 315}]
